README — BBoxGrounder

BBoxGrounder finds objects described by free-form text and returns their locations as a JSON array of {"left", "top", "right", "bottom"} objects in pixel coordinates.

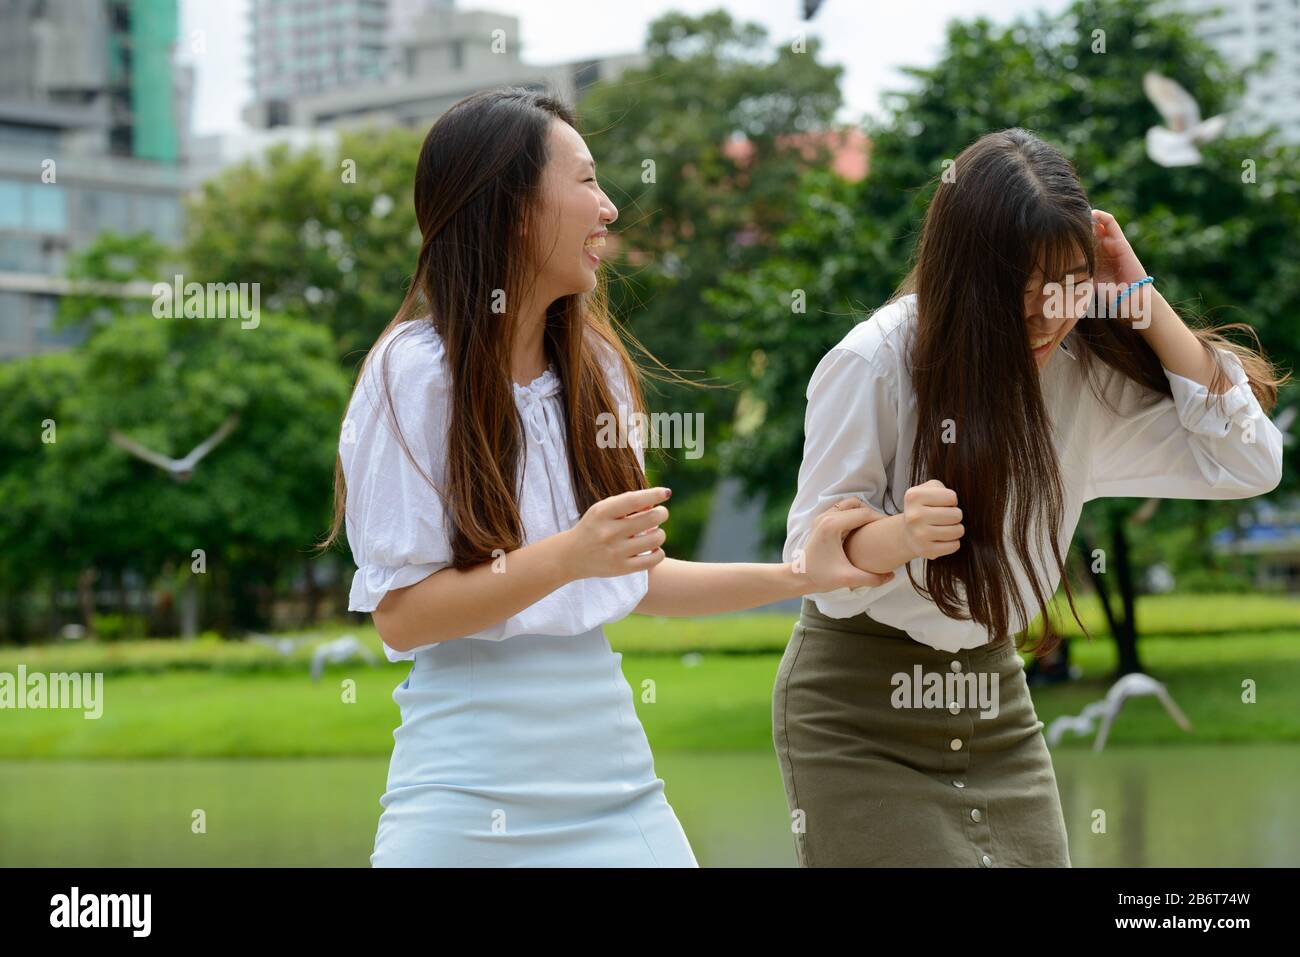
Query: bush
[
  {"left": 92, "top": 613, "right": 149, "bottom": 642},
  {"left": 1169, "top": 567, "right": 1259, "bottom": 594}
]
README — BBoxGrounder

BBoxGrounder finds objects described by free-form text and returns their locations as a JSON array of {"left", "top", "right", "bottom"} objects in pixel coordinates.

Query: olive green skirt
[{"left": 772, "top": 598, "right": 1071, "bottom": 867}]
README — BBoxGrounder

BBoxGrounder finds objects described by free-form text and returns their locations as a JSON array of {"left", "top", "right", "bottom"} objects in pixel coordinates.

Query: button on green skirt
[{"left": 773, "top": 598, "right": 1071, "bottom": 867}]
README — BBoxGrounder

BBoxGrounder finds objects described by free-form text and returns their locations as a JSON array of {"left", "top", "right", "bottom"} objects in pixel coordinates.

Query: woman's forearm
[
  {"left": 635, "top": 557, "right": 806, "bottom": 617},
  {"left": 373, "top": 532, "right": 577, "bottom": 651},
  {"left": 845, "top": 513, "right": 916, "bottom": 574},
  {"left": 1132, "top": 288, "right": 1225, "bottom": 393}
]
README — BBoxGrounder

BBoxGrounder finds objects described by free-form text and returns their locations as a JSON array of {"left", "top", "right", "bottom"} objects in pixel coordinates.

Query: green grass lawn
[
  {"left": 2, "top": 593, "right": 1297, "bottom": 758},
  {"left": 4, "top": 592, "right": 1298, "bottom": 674}
]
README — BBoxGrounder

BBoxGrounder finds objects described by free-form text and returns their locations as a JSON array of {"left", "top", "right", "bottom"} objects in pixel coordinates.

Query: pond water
[{"left": 1, "top": 746, "right": 1295, "bottom": 866}]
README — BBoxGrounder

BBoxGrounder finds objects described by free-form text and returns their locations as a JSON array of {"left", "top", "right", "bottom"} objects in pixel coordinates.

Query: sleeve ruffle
[{"left": 1164, "top": 348, "right": 1255, "bottom": 438}]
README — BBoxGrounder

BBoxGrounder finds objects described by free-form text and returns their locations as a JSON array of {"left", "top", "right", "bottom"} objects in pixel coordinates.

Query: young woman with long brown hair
[
  {"left": 320, "top": 87, "right": 893, "bottom": 867},
  {"left": 775, "top": 127, "right": 1286, "bottom": 867}
]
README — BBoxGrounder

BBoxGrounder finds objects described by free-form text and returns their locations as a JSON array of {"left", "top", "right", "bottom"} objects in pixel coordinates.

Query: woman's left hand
[
  {"left": 1091, "top": 209, "right": 1148, "bottom": 291},
  {"left": 798, "top": 497, "right": 896, "bottom": 592}
]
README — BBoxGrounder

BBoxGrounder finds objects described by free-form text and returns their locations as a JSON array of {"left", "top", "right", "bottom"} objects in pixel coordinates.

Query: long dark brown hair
[
  {"left": 319, "top": 88, "right": 652, "bottom": 567},
  {"left": 895, "top": 127, "right": 1286, "bottom": 656}
]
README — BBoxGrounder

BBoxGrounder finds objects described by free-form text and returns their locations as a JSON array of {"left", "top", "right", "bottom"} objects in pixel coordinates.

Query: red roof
[{"left": 721, "top": 127, "right": 870, "bottom": 181}]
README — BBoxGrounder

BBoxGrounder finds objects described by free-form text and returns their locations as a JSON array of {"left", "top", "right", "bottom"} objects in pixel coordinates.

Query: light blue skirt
[{"left": 371, "top": 626, "right": 698, "bottom": 867}]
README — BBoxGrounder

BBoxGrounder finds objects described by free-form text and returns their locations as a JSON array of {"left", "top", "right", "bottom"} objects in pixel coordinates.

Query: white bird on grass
[
  {"left": 1143, "top": 71, "right": 1228, "bottom": 167},
  {"left": 310, "top": 634, "right": 377, "bottom": 683},
  {"left": 249, "top": 632, "right": 317, "bottom": 657},
  {"left": 1046, "top": 672, "right": 1193, "bottom": 752},
  {"left": 109, "top": 412, "right": 240, "bottom": 482}
]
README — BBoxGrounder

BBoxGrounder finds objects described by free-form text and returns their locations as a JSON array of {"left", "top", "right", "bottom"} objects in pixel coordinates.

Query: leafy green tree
[
  {"left": 72, "top": 310, "right": 351, "bottom": 632},
  {"left": 0, "top": 307, "right": 351, "bottom": 640},
  {"left": 54, "top": 230, "right": 177, "bottom": 331},
  {"left": 0, "top": 351, "right": 82, "bottom": 640},
  {"left": 184, "top": 127, "right": 424, "bottom": 361}
]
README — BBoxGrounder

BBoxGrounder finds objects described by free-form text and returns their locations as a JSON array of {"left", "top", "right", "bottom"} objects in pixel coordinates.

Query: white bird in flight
[
  {"left": 109, "top": 412, "right": 240, "bottom": 482},
  {"left": 1046, "top": 672, "right": 1193, "bottom": 751},
  {"left": 1143, "top": 71, "right": 1228, "bottom": 167}
]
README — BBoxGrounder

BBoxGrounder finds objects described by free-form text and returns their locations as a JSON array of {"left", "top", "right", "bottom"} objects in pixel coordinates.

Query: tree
[
  {"left": 184, "top": 126, "right": 425, "bottom": 361},
  {"left": 0, "top": 351, "right": 81, "bottom": 640},
  {"left": 54, "top": 230, "right": 176, "bottom": 331},
  {"left": 0, "top": 304, "right": 351, "bottom": 640}
]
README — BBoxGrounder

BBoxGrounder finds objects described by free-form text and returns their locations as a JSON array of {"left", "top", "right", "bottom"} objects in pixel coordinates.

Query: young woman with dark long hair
[
  {"left": 775, "top": 127, "right": 1286, "bottom": 867},
  {"left": 319, "top": 88, "right": 892, "bottom": 867}
]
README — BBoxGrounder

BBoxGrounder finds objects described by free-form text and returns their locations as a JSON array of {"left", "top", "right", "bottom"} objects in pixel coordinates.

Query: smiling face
[
  {"left": 526, "top": 119, "right": 618, "bottom": 300},
  {"left": 1023, "top": 245, "right": 1093, "bottom": 369}
]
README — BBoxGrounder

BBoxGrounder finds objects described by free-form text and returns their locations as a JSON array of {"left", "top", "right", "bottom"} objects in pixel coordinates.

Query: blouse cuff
[
  {"left": 809, "top": 586, "right": 876, "bottom": 619},
  {"left": 348, "top": 562, "right": 446, "bottom": 614},
  {"left": 1164, "top": 349, "right": 1254, "bottom": 438}
]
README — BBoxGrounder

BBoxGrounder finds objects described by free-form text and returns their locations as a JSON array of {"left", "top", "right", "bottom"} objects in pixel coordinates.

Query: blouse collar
[{"left": 512, "top": 365, "right": 561, "bottom": 404}]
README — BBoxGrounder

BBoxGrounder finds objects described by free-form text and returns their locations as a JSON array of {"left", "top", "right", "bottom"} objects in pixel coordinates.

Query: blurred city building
[
  {"left": 1172, "top": 0, "right": 1300, "bottom": 142},
  {"left": 1213, "top": 500, "right": 1300, "bottom": 590},
  {"left": 0, "top": 0, "right": 191, "bottom": 358},
  {"left": 243, "top": 1, "right": 645, "bottom": 131}
]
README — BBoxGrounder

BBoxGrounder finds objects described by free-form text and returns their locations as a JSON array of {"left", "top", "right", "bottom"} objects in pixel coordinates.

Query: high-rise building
[
  {"left": 0, "top": 0, "right": 190, "bottom": 162},
  {"left": 0, "top": 0, "right": 192, "bottom": 359},
  {"left": 1169, "top": 0, "right": 1300, "bottom": 143},
  {"left": 247, "top": 0, "right": 455, "bottom": 126},
  {"left": 244, "top": 3, "right": 644, "bottom": 131}
]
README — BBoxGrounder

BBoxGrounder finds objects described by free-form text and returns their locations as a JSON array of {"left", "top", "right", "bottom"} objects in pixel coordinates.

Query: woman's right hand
[
  {"left": 902, "top": 479, "right": 964, "bottom": 560},
  {"left": 559, "top": 487, "right": 671, "bottom": 580}
]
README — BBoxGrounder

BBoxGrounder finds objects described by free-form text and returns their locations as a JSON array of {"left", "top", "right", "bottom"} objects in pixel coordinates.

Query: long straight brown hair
[
  {"left": 896, "top": 127, "right": 1286, "bottom": 655},
  {"left": 319, "top": 88, "right": 651, "bottom": 568}
]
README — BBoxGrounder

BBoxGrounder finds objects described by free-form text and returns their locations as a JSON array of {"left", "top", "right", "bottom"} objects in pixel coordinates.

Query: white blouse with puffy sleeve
[
  {"left": 784, "top": 292, "right": 1284, "bottom": 651},
  {"left": 339, "top": 320, "right": 648, "bottom": 662}
]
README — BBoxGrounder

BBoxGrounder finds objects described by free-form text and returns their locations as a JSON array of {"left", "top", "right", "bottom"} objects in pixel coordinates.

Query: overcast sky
[{"left": 180, "top": 0, "right": 1070, "bottom": 136}]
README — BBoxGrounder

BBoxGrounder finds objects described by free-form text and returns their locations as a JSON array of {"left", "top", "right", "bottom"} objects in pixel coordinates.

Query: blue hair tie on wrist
[{"left": 1115, "top": 275, "right": 1154, "bottom": 304}]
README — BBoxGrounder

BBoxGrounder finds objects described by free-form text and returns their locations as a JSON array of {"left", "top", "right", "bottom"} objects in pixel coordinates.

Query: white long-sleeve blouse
[
  {"left": 784, "top": 292, "right": 1284, "bottom": 651},
  {"left": 339, "top": 320, "right": 648, "bottom": 662}
]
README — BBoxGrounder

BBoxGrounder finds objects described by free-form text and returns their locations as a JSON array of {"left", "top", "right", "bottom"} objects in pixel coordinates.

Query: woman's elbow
[
  {"left": 1248, "top": 428, "right": 1285, "bottom": 496},
  {"left": 371, "top": 599, "right": 411, "bottom": 653},
  {"left": 373, "top": 586, "right": 470, "bottom": 648},
  {"left": 1259, "top": 451, "right": 1284, "bottom": 496},
  {"left": 1224, "top": 448, "right": 1284, "bottom": 498},
  {"left": 372, "top": 590, "right": 430, "bottom": 652},
  {"left": 1254, "top": 422, "right": 1286, "bottom": 494}
]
